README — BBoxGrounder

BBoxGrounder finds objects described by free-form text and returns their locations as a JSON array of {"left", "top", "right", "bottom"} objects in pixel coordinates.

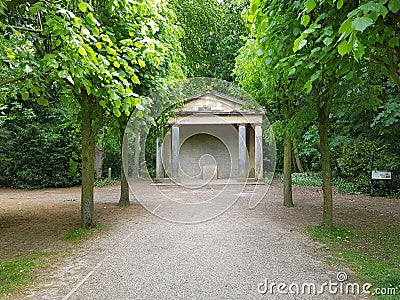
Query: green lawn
[
  {"left": 0, "top": 256, "right": 39, "bottom": 299},
  {"left": 308, "top": 225, "right": 400, "bottom": 299}
]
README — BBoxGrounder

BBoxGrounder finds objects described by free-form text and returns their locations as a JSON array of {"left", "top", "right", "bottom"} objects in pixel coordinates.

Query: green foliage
[
  {"left": 0, "top": 0, "right": 184, "bottom": 117},
  {"left": 94, "top": 178, "right": 117, "bottom": 187},
  {"left": 332, "top": 137, "right": 400, "bottom": 182},
  {"left": 145, "top": 126, "right": 158, "bottom": 178},
  {"left": 307, "top": 225, "right": 352, "bottom": 242},
  {"left": 371, "top": 93, "right": 400, "bottom": 134},
  {"left": 0, "top": 98, "right": 81, "bottom": 189},
  {"left": 61, "top": 223, "right": 106, "bottom": 241},
  {"left": 308, "top": 225, "right": 400, "bottom": 299},
  {"left": 333, "top": 178, "right": 369, "bottom": 195},
  {"left": 291, "top": 172, "right": 323, "bottom": 186},
  {"left": 296, "top": 126, "right": 320, "bottom": 171},
  {"left": 0, "top": 258, "right": 36, "bottom": 298},
  {"left": 0, "top": 0, "right": 184, "bottom": 199},
  {"left": 297, "top": 0, "right": 400, "bottom": 92},
  {"left": 171, "top": 0, "right": 246, "bottom": 80}
]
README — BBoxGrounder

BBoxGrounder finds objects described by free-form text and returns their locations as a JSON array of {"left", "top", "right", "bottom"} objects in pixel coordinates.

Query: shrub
[{"left": 0, "top": 100, "right": 81, "bottom": 189}]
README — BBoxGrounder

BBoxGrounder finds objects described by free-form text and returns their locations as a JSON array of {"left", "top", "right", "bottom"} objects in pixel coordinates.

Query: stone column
[
  {"left": 238, "top": 124, "right": 247, "bottom": 178},
  {"left": 156, "top": 137, "right": 164, "bottom": 178},
  {"left": 171, "top": 124, "right": 180, "bottom": 178},
  {"left": 255, "top": 124, "right": 263, "bottom": 180}
]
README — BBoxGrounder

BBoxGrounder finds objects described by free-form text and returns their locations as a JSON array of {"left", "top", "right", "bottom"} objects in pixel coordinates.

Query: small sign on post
[
  {"left": 108, "top": 167, "right": 112, "bottom": 184},
  {"left": 371, "top": 170, "right": 392, "bottom": 196}
]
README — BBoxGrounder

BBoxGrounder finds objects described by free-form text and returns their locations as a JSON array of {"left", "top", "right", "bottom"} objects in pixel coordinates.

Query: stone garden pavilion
[{"left": 155, "top": 90, "right": 264, "bottom": 183}]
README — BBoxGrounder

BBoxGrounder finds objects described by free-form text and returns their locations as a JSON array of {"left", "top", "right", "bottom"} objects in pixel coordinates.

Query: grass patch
[
  {"left": 94, "top": 178, "right": 117, "bottom": 187},
  {"left": 62, "top": 223, "right": 107, "bottom": 241},
  {"left": 0, "top": 255, "right": 46, "bottom": 299},
  {"left": 307, "top": 225, "right": 400, "bottom": 299}
]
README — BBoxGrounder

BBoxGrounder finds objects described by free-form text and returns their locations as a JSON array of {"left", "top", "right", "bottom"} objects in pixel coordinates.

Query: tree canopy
[{"left": 0, "top": 0, "right": 184, "bottom": 227}]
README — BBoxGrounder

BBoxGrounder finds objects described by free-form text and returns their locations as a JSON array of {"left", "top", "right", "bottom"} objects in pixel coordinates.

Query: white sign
[{"left": 371, "top": 171, "right": 392, "bottom": 180}]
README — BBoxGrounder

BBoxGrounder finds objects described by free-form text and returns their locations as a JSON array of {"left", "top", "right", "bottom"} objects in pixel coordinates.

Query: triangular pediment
[{"left": 179, "top": 90, "right": 245, "bottom": 113}]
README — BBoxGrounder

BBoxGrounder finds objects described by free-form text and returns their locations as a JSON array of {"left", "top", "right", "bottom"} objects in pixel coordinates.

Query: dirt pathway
[{"left": 1, "top": 180, "right": 398, "bottom": 299}]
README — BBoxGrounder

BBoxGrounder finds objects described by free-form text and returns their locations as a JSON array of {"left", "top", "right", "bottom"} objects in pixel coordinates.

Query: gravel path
[{"left": 21, "top": 182, "right": 365, "bottom": 300}]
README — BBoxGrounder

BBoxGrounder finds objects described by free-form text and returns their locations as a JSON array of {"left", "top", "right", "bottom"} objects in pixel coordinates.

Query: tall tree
[
  {"left": 235, "top": 2, "right": 310, "bottom": 208},
  {"left": 0, "top": 0, "right": 184, "bottom": 227},
  {"left": 334, "top": 0, "right": 400, "bottom": 92},
  {"left": 170, "top": 0, "right": 246, "bottom": 80},
  {"left": 237, "top": 0, "right": 370, "bottom": 228}
]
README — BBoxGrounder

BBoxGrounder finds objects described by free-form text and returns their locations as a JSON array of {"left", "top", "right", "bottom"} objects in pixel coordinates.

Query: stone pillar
[
  {"left": 238, "top": 124, "right": 247, "bottom": 178},
  {"left": 255, "top": 124, "right": 263, "bottom": 180},
  {"left": 171, "top": 124, "right": 180, "bottom": 178},
  {"left": 156, "top": 137, "right": 164, "bottom": 178}
]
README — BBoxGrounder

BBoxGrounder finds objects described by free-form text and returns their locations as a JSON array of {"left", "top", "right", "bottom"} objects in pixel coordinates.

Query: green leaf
[
  {"left": 354, "top": 41, "right": 365, "bottom": 60},
  {"left": 138, "top": 59, "right": 146, "bottom": 68},
  {"left": 298, "top": 39, "right": 308, "bottom": 50},
  {"left": 132, "top": 74, "right": 140, "bottom": 84},
  {"left": 78, "top": 2, "right": 87, "bottom": 13},
  {"left": 301, "top": 14, "right": 310, "bottom": 27},
  {"left": 338, "top": 40, "right": 353, "bottom": 56},
  {"left": 388, "top": 37, "right": 399, "bottom": 48},
  {"left": 37, "top": 97, "right": 49, "bottom": 106},
  {"left": 86, "top": 12, "right": 99, "bottom": 26},
  {"left": 113, "top": 108, "right": 121, "bottom": 117},
  {"left": 21, "top": 91, "right": 29, "bottom": 100},
  {"left": 92, "top": 27, "right": 100, "bottom": 36},
  {"left": 24, "top": 65, "right": 33, "bottom": 73},
  {"left": 338, "top": 40, "right": 350, "bottom": 56},
  {"left": 351, "top": 17, "right": 373, "bottom": 32},
  {"left": 58, "top": 70, "right": 68, "bottom": 78},
  {"left": 345, "top": 71, "right": 354, "bottom": 80},
  {"left": 323, "top": 37, "right": 333, "bottom": 46},
  {"left": 66, "top": 76, "right": 74, "bottom": 85},
  {"left": 113, "top": 61, "right": 120, "bottom": 68},
  {"left": 60, "top": 95, "right": 69, "bottom": 104},
  {"left": 305, "top": 0, "right": 316, "bottom": 13},
  {"left": 78, "top": 47, "right": 87, "bottom": 56},
  {"left": 310, "top": 70, "right": 321, "bottom": 82},
  {"left": 256, "top": 49, "right": 264, "bottom": 56},
  {"left": 337, "top": 0, "right": 344, "bottom": 9},
  {"left": 339, "top": 18, "right": 352, "bottom": 35},
  {"left": 293, "top": 34, "right": 308, "bottom": 52},
  {"left": 136, "top": 110, "right": 143, "bottom": 118},
  {"left": 85, "top": 85, "right": 91, "bottom": 95},
  {"left": 388, "top": 0, "right": 400, "bottom": 13},
  {"left": 304, "top": 80, "right": 312, "bottom": 93}
]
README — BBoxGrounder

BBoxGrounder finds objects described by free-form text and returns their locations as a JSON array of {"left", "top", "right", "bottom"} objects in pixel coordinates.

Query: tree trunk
[
  {"left": 317, "top": 106, "right": 333, "bottom": 229},
  {"left": 283, "top": 134, "right": 294, "bottom": 207},
  {"left": 119, "top": 131, "right": 130, "bottom": 206},
  {"left": 81, "top": 91, "right": 96, "bottom": 228},
  {"left": 133, "top": 134, "right": 141, "bottom": 179},
  {"left": 293, "top": 139, "right": 305, "bottom": 173},
  {"left": 94, "top": 145, "right": 104, "bottom": 180},
  {"left": 292, "top": 153, "right": 298, "bottom": 173}
]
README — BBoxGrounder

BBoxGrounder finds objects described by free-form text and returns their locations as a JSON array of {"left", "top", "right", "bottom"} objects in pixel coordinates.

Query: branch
[
  {"left": 370, "top": 53, "right": 385, "bottom": 65},
  {"left": 5, "top": 24, "right": 41, "bottom": 33},
  {"left": 0, "top": 69, "right": 53, "bottom": 87},
  {"left": 0, "top": 73, "right": 31, "bottom": 87},
  {"left": 384, "top": 42, "right": 400, "bottom": 92},
  {"left": 3, "top": 0, "right": 39, "bottom": 11}
]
